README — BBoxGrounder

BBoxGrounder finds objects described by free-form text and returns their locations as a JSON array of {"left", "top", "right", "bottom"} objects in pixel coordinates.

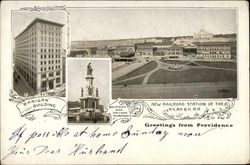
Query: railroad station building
[
  {"left": 135, "top": 43, "right": 156, "bottom": 57},
  {"left": 154, "top": 46, "right": 184, "bottom": 58},
  {"left": 195, "top": 42, "right": 235, "bottom": 59},
  {"left": 113, "top": 45, "right": 135, "bottom": 56}
]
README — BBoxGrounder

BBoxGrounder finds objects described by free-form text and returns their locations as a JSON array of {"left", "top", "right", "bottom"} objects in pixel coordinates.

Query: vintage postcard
[{"left": 1, "top": 1, "right": 249, "bottom": 164}]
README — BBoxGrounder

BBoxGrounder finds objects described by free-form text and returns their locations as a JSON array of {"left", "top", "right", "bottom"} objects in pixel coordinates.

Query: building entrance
[{"left": 49, "top": 80, "right": 54, "bottom": 90}]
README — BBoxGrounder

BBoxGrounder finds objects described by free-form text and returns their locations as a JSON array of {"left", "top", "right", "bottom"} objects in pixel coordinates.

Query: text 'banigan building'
[{"left": 14, "top": 18, "right": 64, "bottom": 95}]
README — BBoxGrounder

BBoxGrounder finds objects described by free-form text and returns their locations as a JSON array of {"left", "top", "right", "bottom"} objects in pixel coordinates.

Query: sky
[
  {"left": 69, "top": 8, "right": 236, "bottom": 41},
  {"left": 12, "top": 11, "right": 67, "bottom": 49},
  {"left": 67, "top": 59, "right": 110, "bottom": 105}
]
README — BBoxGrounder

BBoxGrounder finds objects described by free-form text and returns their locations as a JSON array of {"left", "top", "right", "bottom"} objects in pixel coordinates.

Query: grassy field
[
  {"left": 195, "top": 61, "right": 237, "bottom": 69},
  {"left": 113, "top": 75, "right": 146, "bottom": 85},
  {"left": 112, "top": 82, "right": 237, "bottom": 99},
  {"left": 115, "top": 61, "right": 157, "bottom": 81},
  {"left": 148, "top": 68, "right": 237, "bottom": 84},
  {"left": 112, "top": 63, "right": 129, "bottom": 72}
]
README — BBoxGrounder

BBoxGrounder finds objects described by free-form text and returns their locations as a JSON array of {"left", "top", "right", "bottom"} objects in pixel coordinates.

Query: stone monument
[{"left": 76, "top": 62, "right": 109, "bottom": 123}]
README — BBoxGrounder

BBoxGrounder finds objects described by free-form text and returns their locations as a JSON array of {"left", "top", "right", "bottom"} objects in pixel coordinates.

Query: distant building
[
  {"left": 195, "top": 42, "right": 234, "bottom": 59},
  {"left": 96, "top": 47, "right": 109, "bottom": 56},
  {"left": 82, "top": 47, "right": 97, "bottom": 55},
  {"left": 154, "top": 46, "right": 183, "bottom": 58},
  {"left": 193, "top": 28, "right": 213, "bottom": 39},
  {"left": 114, "top": 45, "right": 135, "bottom": 56},
  {"left": 69, "top": 47, "right": 97, "bottom": 57},
  {"left": 14, "top": 18, "right": 64, "bottom": 94},
  {"left": 113, "top": 52, "right": 135, "bottom": 62},
  {"left": 135, "top": 43, "right": 156, "bottom": 57},
  {"left": 182, "top": 46, "right": 197, "bottom": 56},
  {"left": 69, "top": 49, "right": 88, "bottom": 57}
]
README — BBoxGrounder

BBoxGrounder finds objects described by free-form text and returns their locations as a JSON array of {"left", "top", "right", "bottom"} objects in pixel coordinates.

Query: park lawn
[
  {"left": 113, "top": 75, "right": 146, "bottom": 85},
  {"left": 195, "top": 61, "right": 237, "bottom": 69},
  {"left": 115, "top": 61, "right": 157, "bottom": 81},
  {"left": 112, "top": 63, "right": 129, "bottom": 72},
  {"left": 148, "top": 68, "right": 237, "bottom": 84}
]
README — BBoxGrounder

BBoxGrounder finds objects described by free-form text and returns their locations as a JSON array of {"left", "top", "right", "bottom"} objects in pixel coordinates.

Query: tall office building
[{"left": 14, "top": 18, "right": 64, "bottom": 94}]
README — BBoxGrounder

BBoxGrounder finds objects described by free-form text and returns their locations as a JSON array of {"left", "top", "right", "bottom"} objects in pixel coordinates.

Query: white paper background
[{"left": 1, "top": 1, "right": 249, "bottom": 164}]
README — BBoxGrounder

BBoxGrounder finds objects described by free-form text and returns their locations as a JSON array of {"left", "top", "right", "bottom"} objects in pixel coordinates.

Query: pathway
[
  {"left": 113, "top": 59, "right": 237, "bottom": 85},
  {"left": 112, "top": 60, "right": 148, "bottom": 80}
]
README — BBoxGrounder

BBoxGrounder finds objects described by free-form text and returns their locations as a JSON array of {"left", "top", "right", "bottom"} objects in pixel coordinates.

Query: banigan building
[{"left": 14, "top": 18, "right": 64, "bottom": 94}]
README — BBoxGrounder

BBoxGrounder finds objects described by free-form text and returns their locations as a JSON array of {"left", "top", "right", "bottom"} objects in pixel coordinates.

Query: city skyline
[{"left": 70, "top": 8, "right": 236, "bottom": 41}]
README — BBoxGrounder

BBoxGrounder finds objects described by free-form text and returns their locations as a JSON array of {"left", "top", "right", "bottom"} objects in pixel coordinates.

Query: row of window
[
  {"left": 30, "top": 54, "right": 36, "bottom": 58},
  {"left": 41, "top": 36, "right": 61, "bottom": 42},
  {"left": 15, "top": 37, "right": 37, "bottom": 46},
  {"left": 29, "top": 43, "right": 37, "bottom": 47},
  {"left": 155, "top": 52, "right": 182, "bottom": 55},
  {"left": 41, "top": 49, "right": 61, "bottom": 53},
  {"left": 41, "top": 71, "right": 61, "bottom": 78},
  {"left": 41, "top": 30, "right": 61, "bottom": 36},
  {"left": 40, "top": 60, "right": 61, "bottom": 65},
  {"left": 41, "top": 42, "right": 60, "bottom": 47},
  {"left": 29, "top": 59, "right": 37, "bottom": 65},
  {"left": 16, "top": 43, "right": 37, "bottom": 48},
  {"left": 142, "top": 52, "right": 152, "bottom": 55},
  {"left": 15, "top": 52, "right": 31, "bottom": 58},
  {"left": 203, "top": 55, "right": 231, "bottom": 58},
  {"left": 41, "top": 78, "right": 61, "bottom": 91},
  {"left": 16, "top": 27, "right": 36, "bottom": 43},
  {"left": 16, "top": 57, "right": 36, "bottom": 70},
  {"left": 29, "top": 49, "right": 36, "bottom": 53},
  {"left": 28, "top": 30, "right": 36, "bottom": 37},
  {"left": 40, "top": 24, "right": 61, "bottom": 31},
  {"left": 40, "top": 65, "right": 61, "bottom": 71},
  {"left": 200, "top": 52, "right": 230, "bottom": 55},
  {"left": 15, "top": 42, "right": 34, "bottom": 48},
  {"left": 198, "top": 48, "right": 230, "bottom": 51},
  {"left": 40, "top": 54, "right": 61, "bottom": 59}
]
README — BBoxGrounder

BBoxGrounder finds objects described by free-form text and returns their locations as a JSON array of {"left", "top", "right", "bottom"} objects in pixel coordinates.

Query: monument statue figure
[
  {"left": 96, "top": 88, "right": 98, "bottom": 97},
  {"left": 87, "top": 62, "right": 93, "bottom": 76},
  {"left": 81, "top": 87, "right": 84, "bottom": 97},
  {"left": 87, "top": 86, "right": 93, "bottom": 95}
]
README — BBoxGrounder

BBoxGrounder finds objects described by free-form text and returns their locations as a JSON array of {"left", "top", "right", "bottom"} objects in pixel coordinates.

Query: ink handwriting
[{"left": 2, "top": 124, "right": 224, "bottom": 160}]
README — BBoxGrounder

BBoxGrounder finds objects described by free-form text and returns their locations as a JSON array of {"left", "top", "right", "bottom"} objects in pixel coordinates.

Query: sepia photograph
[
  {"left": 69, "top": 8, "right": 237, "bottom": 99},
  {"left": 67, "top": 58, "right": 110, "bottom": 123},
  {"left": 1, "top": 1, "right": 248, "bottom": 164},
  {"left": 12, "top": 11, "right": 67, "bottom": 97}
]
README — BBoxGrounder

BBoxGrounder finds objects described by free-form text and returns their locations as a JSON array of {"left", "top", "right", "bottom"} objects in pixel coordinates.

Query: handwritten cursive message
[{"left": 1, "top": 123, "right": 228, "bottom": 161}]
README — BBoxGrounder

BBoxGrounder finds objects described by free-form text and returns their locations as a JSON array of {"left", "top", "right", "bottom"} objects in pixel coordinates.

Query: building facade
[
  {"left": 135, "top": 43, "right": 155, "bottom": 57},
  {"left": 69, "top": 50, "right": 88, "bottom": 57},
  {"left": 114, "top": 45, "right": 135, "bottom": 56},
  {"left": 196, "top": 42, "right": 234, "bottom": 59},
  {"left": 154, "top": 46, "right": 183, "bottom": 58},
  {"left": 14, "top": 18, "right": 64, "bottom": 94},
  {"left": 96, "top": 47, "right": 109, "bottom": 56}
]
